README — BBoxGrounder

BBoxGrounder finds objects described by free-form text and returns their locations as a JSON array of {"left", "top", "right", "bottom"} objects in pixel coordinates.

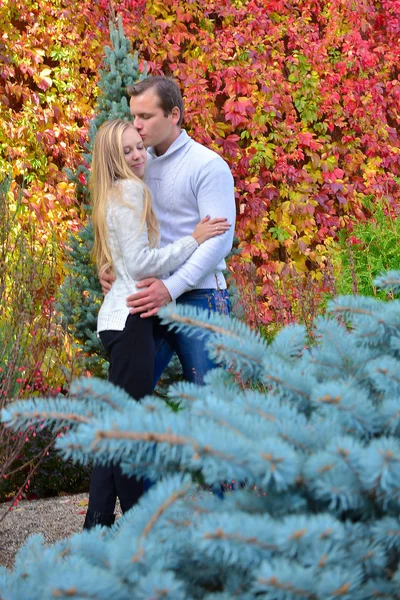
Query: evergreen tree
[
  {"left": 2, "top": 272, "right": 400, "bottom": 599},
  {"left": 57, "top": 16, "right": 147, "bottom": 376}
]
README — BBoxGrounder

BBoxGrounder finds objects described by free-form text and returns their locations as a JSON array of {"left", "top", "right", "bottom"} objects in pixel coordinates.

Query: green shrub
[
  {"left": 336, "top": 198, "right": 400, "bottom": 298},
  {"left": 0, "top": 426, "right": 90, "bottom": 503}
]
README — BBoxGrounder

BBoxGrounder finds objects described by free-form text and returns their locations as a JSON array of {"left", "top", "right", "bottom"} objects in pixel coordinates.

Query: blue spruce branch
[{"left": 3, "top": 276, "right": 400, "bottom": 597}]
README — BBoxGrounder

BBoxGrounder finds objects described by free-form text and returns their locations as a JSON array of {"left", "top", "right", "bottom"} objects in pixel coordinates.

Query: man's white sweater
[{"left": 146, "top": 130, "right": 236, "bottom": 301}]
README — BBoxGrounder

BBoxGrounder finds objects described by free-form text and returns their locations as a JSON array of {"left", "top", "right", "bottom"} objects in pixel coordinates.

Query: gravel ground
[{"left": 0, "top": 493, "right": 109, "bottom": 570}]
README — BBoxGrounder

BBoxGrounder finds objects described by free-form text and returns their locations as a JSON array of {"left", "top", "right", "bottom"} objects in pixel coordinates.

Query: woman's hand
[{"left": 192, "top": 216, "right": 231, "bottom": 244}]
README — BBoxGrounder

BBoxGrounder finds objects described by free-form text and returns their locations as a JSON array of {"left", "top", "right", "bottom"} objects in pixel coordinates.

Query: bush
[
  {"left": 123, "top": 0, "right": 400, "bottom": 324},
  {"left": 336, "top": 197, "right": 400, "bottom": 299},
  {"left": 0, "top": 426, "right": 90, "bottom": 505},
  {"left": 3, "top": 0, "right": 400, "bottom": 327},
  {"left": 2, "top": 272, "right": 400, "bottom": 598},
  {"left": 0, "top": 174, "right": 84, "bottom": 513}
]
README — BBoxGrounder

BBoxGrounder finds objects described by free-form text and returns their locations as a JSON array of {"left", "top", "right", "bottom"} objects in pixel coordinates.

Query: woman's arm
[
  {"left": 108, "top": 180, "right": 198, "bottom": 281},
  {"left": 108, "top": 180, "right": 229, "bottom": 281}
]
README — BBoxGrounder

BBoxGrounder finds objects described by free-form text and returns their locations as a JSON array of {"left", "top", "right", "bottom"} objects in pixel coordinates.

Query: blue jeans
[
  {"left": 152, "top": 289, "right": 230, "bottom": 498},
  {"left": 153, "top": 289, "right": 230, "bottom": 386}
]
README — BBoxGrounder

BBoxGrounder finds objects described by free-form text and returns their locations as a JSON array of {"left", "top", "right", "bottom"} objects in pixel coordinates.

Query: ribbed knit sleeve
[
  {"left": 108, "top": 179, "right": 198, "bottom": 281},
  {"left": 160, "top": 157, "right": 236, "bottom": 300}
]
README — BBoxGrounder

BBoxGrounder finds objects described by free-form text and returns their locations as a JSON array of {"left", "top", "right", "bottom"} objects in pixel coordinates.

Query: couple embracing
[{"left": 84, "top": 75, "right": 236, "bottom": 528}]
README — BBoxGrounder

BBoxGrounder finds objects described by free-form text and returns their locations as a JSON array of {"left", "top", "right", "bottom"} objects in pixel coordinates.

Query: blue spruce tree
[
  {"left": 2, "top": 272, "right": 400, "bottom": 599},
  {"left": 57, "top": 16, "right": 147, "bottom": 376}
]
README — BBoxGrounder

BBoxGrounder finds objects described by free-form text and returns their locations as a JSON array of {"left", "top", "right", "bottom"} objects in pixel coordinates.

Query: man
[{"left": 102, "top": 75, "right": 236, "bottom": 384}]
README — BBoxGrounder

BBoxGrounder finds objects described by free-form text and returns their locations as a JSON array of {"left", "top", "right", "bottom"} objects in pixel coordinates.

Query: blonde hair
[{"left": 90, "top": 119, "right": 159, "bottom": 276}]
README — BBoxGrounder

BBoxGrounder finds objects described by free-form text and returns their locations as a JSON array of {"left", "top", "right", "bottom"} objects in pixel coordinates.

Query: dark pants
[{"left": 87, "top": 314, "right": 154, "bottom": 515}]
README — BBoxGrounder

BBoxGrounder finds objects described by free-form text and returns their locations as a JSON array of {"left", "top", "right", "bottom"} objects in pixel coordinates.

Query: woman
[{"left": 83, "top": 119, "right": 230, "bottom": 529}]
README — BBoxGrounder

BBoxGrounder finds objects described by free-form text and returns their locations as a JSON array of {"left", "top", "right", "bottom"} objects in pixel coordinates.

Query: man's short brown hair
[{"left": 127, "top": 76, "right": 184, "bottom": 126}]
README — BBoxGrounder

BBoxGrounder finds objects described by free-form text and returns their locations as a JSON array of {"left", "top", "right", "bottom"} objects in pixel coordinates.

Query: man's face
[{"left": 129, "top": 88, "right": 180, "bottom": 155}]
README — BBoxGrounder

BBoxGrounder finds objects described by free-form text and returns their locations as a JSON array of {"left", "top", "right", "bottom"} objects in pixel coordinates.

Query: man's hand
[
  {"left": 99, "top": 269, "right": 116, "bottom": 295},
  {"left": 127, "top": 278, "right": 172, "bottom": 318}
]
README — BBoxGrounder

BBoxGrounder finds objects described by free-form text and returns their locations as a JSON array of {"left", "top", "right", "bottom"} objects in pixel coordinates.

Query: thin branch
[
  {"left": 214, "top": 343, "right": 264, "bottom": 366},
  {"left": 256, "top": 577, "right": 317, "bottom": 598},
  {"left": 193, "top": 408, "right": 246, "bottom": 438},
  {"left": 9, "top": 411, "right": 91, "bottom": 425},
  {"left": 204, "top": 529, "right": 278, "bottom": 552},
  {"left": 0, "top": 431, "right": 59, "bottom": 524},
  {"left": 164, "top": 312, "right": 240, "bottom": 338},
  {"left": 330, "top": 306, "right": 385, "bottom": 324},
  {"left": 132, "top": 483, "right": 191, "bottom": 563},
  {"left": 92, "top": 430, "right": 247, "bottom": 464}
]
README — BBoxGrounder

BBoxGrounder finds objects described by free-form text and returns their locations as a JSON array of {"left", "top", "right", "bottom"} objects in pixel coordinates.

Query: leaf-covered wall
[{"left": 1, "top": 0, "right": 399, "bottom": 324}]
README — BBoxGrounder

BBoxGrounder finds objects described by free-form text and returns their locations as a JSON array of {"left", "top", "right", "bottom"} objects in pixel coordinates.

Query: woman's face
[{"left": 121, "top": 126, "right": 147, "bottom": 179}]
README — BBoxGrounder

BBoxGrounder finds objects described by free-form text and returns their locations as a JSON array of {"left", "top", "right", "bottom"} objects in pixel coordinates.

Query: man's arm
[
  {"left": 127, "top": 277, "right": 172, "bottom": 317},
  {"left": 164, "top": 157, "right": 235, "bottom": 299},
  {"left": 127, "top": 157, "right": 236, "bottom": 317}
]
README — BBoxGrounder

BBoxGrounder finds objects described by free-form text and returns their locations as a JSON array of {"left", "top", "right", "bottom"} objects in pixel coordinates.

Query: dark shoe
[{"left": 83, "top": 509, "right": 115, "bottom": 530}]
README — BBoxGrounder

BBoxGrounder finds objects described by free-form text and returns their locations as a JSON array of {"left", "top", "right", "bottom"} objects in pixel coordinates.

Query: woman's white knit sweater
[{"left": 97, "top": 178, "right": 198, "bottom": 333}]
